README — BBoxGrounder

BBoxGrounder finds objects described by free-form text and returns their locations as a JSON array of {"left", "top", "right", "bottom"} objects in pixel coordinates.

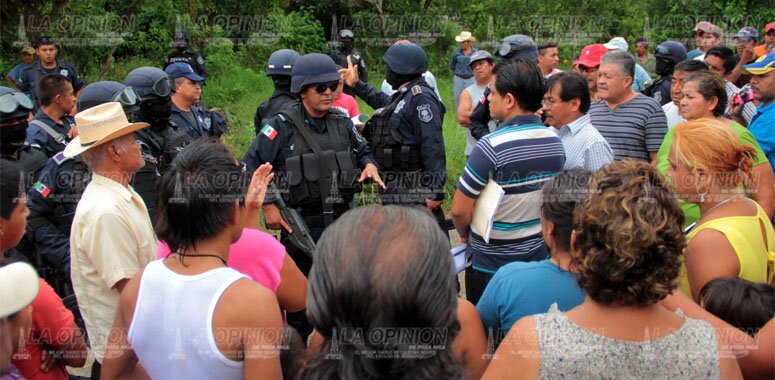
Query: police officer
[
  {"left": 644, "top": 41, "right": 688, "bottom": 106},
  {"left": 329, "top": 29, "right": 368, "bottom": 96},
  {"left": 254, "top": 49, "right": 300, "bottom": 134},
  {"left": 164, "top": 30, "right": 208, "bottom": 84},
  {"left": 165, "top": 63, "right": 223, "bottom": 139},
  {"left": 342, "top": 41, "right": 447, "bottom": 225},
  {"left": 26, "top": 81, "right": 139, "bottom": 279},
  {"left": 469, "top": 34, "right": 539, "bottom": 140},
  {"left": 125, "top": 67, "right": 192, "bottom": 220},
  {"left": 244, "top": 53, "right": 383, "bottom": 275},
  {"left": 0, "top": 87, "right": 47, "bottom": 189},
  {"left": 16, "top": 36, "right": 85, "bottom": 109}
]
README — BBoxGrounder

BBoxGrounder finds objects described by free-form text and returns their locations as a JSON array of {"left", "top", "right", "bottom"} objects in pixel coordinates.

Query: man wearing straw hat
[
  {"left": 65, "top": 102, "right": 157, "bottom": 378},
  {"left": 451, "top": 31, "right": 478, "bottom": 114}
]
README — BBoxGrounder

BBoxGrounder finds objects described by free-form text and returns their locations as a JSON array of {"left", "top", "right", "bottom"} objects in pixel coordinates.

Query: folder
[{"left": 472, "top": 180, "right": 504, "bottom": 243}]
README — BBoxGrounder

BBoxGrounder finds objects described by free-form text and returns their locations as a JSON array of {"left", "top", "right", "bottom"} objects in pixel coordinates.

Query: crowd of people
[{"left": 1, "top": 18, "right": 775, "bottom": 380}]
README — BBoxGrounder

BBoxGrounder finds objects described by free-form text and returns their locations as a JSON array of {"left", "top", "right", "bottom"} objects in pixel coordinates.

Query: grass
[{"left": 94, "top": 58, "right": 468, "bottom": 214}]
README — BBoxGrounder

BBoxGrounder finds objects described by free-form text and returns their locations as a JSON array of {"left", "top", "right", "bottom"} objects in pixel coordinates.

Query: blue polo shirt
[{"left": 748, "top": 101, "right": 775, "bottom": 172}]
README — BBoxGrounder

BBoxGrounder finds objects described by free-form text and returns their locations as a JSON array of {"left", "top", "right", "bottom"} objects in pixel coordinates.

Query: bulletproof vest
[
  {"left": 1, "top": 147, "right": 48, "bottom": 186},
  {"left": 362, "top": 89, "right": 422, "bottom": 172},
  {"left": 52, "top": 157, "right": 89, "bottom": 235},
  {"left": 276, "top": 104, "right": 359, "bottom": 213},
  {"left": 255, "top": 93, "right": 297, "bottom": 132}
]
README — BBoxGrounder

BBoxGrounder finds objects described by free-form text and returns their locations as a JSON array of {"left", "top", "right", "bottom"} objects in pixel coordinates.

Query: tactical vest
[
  {"left": 276, "top": 104, "right": 359, "bottom": 217},
  {"left": 1, "top": 146, "right": 47, "bottom": 186},
  {"left": 256, "top": 93, "right": 297, "bottom": 133},
  {"left": 50, "top": 156, "right": 89, "bottom": 235},
  {"left": 362, "top": 89, "right": 422, "bottom": 172}
]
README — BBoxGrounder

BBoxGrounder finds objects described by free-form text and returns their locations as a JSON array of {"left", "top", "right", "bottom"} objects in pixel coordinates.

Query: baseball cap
[
  {"left": 694, "top": 21, "right": 715, "bottom": 33},
  {"left": 468, "top": 50, "right": 493, "bottom": 67},
  {"left": 734, "top": 26, "right": 760, "bottom": 41},
  {"left": 603, "top": 37, "right": 629, "bottom": 51},
  {"left": 0, "top": 262, "right": 39, "bottom": 319},
  {"left": 742, "top": 53, "right": 775, "bottom": 75},
  {"left": 21, "top": 46, "right": 35, "bottom": 55},
  {"left": 164, "top": 62, "right": 204, "bottom": 82},
  {"left": 574, "top": 44, "right": 607, "bottom": 68},
  {"left": 766, "top": 22, "right": 775, "bottom": 33}
]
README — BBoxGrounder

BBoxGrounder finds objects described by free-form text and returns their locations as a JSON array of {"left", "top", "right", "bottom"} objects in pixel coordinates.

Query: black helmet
[
  {"left": 77, "top": 81, "right": 141, "bottom": 114},
  {"left": 290, "top": 53, "right": 340, "bottom": 94},
  {"left": 173, "top": 30, "right": 191, "bottom": 43},
  {"left": 654, "top": 41, "right": 688, "bottom": 64},
  {"left": 383, "top": 42, "right": 428, "bottom": 75},
  {"left": 125, "top": 67, "right": 175, "bottom": 102},
  {"left": 339, "top": 29, "right": 354, "bottom": 40},
  {"left": 494, "top": 34, "right": 538, "bottom": 63},
  {"left": 0, "top": 86, "right": 34, "bottom": 123},
  {"left": 266, "top": 49, "right": 301, "bottom": 77}
]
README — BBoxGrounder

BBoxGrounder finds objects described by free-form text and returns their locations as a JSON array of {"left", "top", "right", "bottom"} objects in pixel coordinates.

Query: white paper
[{"left": 472, "top": 180, "right": 504, "bottom": 243}]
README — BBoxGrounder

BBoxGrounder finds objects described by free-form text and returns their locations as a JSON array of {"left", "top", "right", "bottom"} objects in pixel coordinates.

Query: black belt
[{"left": 456, "top": 74, "right": 473, "bottom": 79}]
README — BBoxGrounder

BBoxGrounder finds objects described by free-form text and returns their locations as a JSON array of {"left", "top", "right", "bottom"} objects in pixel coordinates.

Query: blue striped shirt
[
  {"left": 457, "top": 115, "right": 565, "bottom": 272},
  {"left": 555, "top": 114, "right": 614, "bottom": 171}
]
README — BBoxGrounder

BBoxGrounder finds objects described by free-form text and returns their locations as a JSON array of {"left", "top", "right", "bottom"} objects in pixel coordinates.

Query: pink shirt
[
  {"left": 332, "top": 93, "right": 360, "bottom": 118},
  {"left": 157, "top": 228, "right": 285, "bottom": 293}
]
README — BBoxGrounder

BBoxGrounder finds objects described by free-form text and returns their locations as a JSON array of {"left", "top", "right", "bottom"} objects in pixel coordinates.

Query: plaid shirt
[{"left": 555, "top": 114, "right": 614, "bottom": 170}]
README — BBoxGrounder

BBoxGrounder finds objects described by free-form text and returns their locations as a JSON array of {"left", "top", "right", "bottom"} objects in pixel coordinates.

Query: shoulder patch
[
  {"left": 411, "top": 85, "right": 423, "bottom": 95},
  {"left": 260, "top": 124, "right": 278, "bottom": 140},
  {"left": 417, "top": 104, "right": 433, "bottom": 123},
  {"left": 52, "top": 152, "right": 72, "bottom": 165},
  {"left": 197, "top": 56, "right": 205, "bottom": 65},
  {"left": 33, "top": 180, "right": 51, "bottom": 197}
]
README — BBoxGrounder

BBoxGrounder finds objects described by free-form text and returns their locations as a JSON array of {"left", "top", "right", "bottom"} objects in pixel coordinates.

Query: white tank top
[{"left": 127, "top": 259, "right": 248, "bottom": 380}]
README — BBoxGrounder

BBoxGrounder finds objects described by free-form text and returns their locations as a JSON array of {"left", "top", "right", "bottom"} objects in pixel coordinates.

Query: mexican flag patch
[
  {"left": 34, "top": 180, "right": 51, "bottom": 197},
  {"left": 260, "top": 124, "right": 278, "bottom": 140}
]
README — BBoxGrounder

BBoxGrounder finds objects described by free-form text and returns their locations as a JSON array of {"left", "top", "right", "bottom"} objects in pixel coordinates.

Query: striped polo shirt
[
  {"left": 457, "top": 114, "right": 565, "bottom": 273},
  {"left": 588, "top": 94, "right": 667, "bottom": 161}
]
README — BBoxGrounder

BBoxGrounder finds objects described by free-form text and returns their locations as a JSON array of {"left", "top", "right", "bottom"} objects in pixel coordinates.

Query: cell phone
[{"left": 732, "top": 87, "right": 754, "bottom": 106}]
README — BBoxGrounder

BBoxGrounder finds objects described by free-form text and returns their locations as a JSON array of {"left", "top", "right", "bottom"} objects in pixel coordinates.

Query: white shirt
[{"left": 662, "top": 101, "right": 685, "bottom": 129}]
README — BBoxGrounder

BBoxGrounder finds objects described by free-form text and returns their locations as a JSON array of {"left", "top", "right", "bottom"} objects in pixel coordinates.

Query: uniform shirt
[
  {"left": 476, "top": 259, "right": 585, "bottom": 337},
  {"left": 457, "top": 115, "right": 565, "bottom": 272},
  {"left": 554, "top": 114, "right": 614, "bottom": 170},
  {"left": 170, "top": 103, "right": 212, "bottom": 139},
  {"left": 16, "top": 60, "right": 84, "bottom": 108},
  {"left": 26, "top": 109, "right": 76, "bottom": 158},
  {"left": 589, "top": 94, "right": 668, "bottom": 161},
  {"left": 645, "top": 77, "right": 672, "bottom": 106},
  {"left": 70, "top": 173, "right": 157, "bottom": 363},
  {"left": 353, "top": 77, "right": 447, "bottom": 200},
  {"left": 27, "top": 152, "right": 91, "bottom": 275},
  {"left": 748, "top": 101, "right": 775, "bottom": 172},
  {"left": 7, "top": 62, "right": 31, "bottom": 82},
  {"left": 449, "top": 47, "right": 477, "bottom": 78},
  {"left": 164, "top": 49, "right": 207, "bottom": 81}
]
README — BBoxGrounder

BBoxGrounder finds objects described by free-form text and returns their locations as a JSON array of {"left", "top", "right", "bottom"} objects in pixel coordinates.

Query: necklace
[
  {"left": 703, "top": 194, "right": 744, "bottom": 215},
  {"left": 172, "top": 251, "right": 227, "bottom": 266}
]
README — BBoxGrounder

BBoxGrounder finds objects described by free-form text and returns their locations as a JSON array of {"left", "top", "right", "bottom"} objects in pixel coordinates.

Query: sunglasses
[
  {"left": 0, "top": 92, "right": 33, "bottom": 114},
  {"left": 136, "top": 75, "right": 174, "bottom": 99},
  {"left": 314, "top": 81, "right": 339, "bottom": 94}
]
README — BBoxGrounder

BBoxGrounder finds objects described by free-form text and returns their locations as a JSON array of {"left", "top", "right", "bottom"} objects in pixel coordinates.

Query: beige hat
[
  {"left": 455, "top": 31, "right": 476, "bottom": 43},
  {"left": 64, "top": 102, "right": 148, "bottom": 158},
  {"left": 0, "top": 262, "right": 39, "bottom": 318},
  {"left": 21, "top": 46, "right": 35, "bottom": 55}
]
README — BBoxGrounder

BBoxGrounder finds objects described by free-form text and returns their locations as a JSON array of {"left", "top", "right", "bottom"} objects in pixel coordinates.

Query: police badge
[
  {"left": 60, "top": 69, "right": 69, "bottom": 76},
  {"left": 417, "top": 104, "right": 433, "bottom": 122}
]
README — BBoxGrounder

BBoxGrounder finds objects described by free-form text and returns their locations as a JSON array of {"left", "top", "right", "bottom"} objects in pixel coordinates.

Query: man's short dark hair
[
  {"left": 635, "top": 37, "right": 650, "bottom": 48},
  {"left": 546, "top": 72, "right": 591, "bottom": 113},
  {"left": 0, "top": 165, "right": 23, "bottom": 220},
  {"left": 493, "top": 60, "right": 545, "bottom": 112},
  {"left": 37, "top": 74, "right": 72, "bottom": 106},
  {"left": 36, "top": 36, "right": 55, "bottom": 48},
  {"left": 674, "top": 59, "right": 708, "bottom": 73},
  {"left": 705, "top": 46, "right": 737, "bottom": 74},
  {"left": 538, "top": 42, "right": 558, "bottom": 54},
  {"left": 155, "top": 138, "right": 248, "bottom": 254}
]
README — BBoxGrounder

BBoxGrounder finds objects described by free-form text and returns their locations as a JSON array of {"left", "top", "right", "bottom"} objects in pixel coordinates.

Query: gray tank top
[
  {"left": 534, "top": 304, "right": 721, "bottom": 379},
  {"left": 464, "top": 83, "right": 497, "bottom": 155}
]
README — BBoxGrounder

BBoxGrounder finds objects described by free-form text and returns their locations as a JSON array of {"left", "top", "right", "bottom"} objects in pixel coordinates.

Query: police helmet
[
  {"left": 494, "top": 34, "right": 538, "bottom": 63},
  {"left": 339, "top": 29, "right": 355, "bottom": 40},
  {"left": 266, "top": 49, "right": 301, "bottom": 77},
  {"left": 0, "top": 86, "right": 34, "bottom": 123},
  {"left": 77, "top": 81, "right": 141, "bottom": 114},
  {"left": 654, "top": 41, "right": 688, "bottom": 64},
  {"left": 173, "top": 30, "right": 191, "bottom": 43},
  {"left": 125, "top": 67, "right": 175, "bottom": 102},
  {"left": 383, "top": 42, "right": 428, "bottom": 76},
  {"left": 290, "top": 53, "right": 341, "bottom": 94}
]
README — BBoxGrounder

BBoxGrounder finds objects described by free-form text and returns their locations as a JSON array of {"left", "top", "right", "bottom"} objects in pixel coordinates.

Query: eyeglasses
[
  {"left": 136, "top": 75, "right": 174, "bottom": 99},
  {"left": 314, "top": 81, "right": 339, "bottom": 94},
  {"left": 113, "top": 86, "right": 140, "bottom": 108},
  {"left": 542, "top": 97, "right": 562, "bottom": 107},
  {"left": 0, "top": 92, "right": 33, "bottom": 114}
]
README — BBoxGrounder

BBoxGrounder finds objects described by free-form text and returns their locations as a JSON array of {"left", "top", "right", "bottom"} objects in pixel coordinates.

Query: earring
[{"left": 697, "top": 186, "right": 708, "bottom": 203}]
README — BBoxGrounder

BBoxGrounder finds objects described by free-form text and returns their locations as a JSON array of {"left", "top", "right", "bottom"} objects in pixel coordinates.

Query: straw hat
[
  {"left": 455, "top": 31, "right": 476, "bottom": 43},
  {"left": 63, "top": 102, "right": 148, "bottom": 158},
  {"left": 0, "top": 262, "right": 39, "bottom": 318}
]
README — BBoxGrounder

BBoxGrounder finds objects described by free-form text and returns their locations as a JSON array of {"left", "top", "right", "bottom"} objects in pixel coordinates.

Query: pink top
[
  {"left": 333, "top": 93, "right": 360, "bottom": 118},
  {"left": 157, "top": 228, "right": 285, "bottom": 293}
]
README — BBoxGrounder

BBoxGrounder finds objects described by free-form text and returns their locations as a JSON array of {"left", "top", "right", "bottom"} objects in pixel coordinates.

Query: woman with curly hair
[
  {"left": 302, "top": 205, "right": 488, "bottom": 380},
  {"left": 483, "top": 160, "right": 741, "bottom": 379},
  {"left": 667, "top": 119, "right": 775, "bottom": 301}
]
